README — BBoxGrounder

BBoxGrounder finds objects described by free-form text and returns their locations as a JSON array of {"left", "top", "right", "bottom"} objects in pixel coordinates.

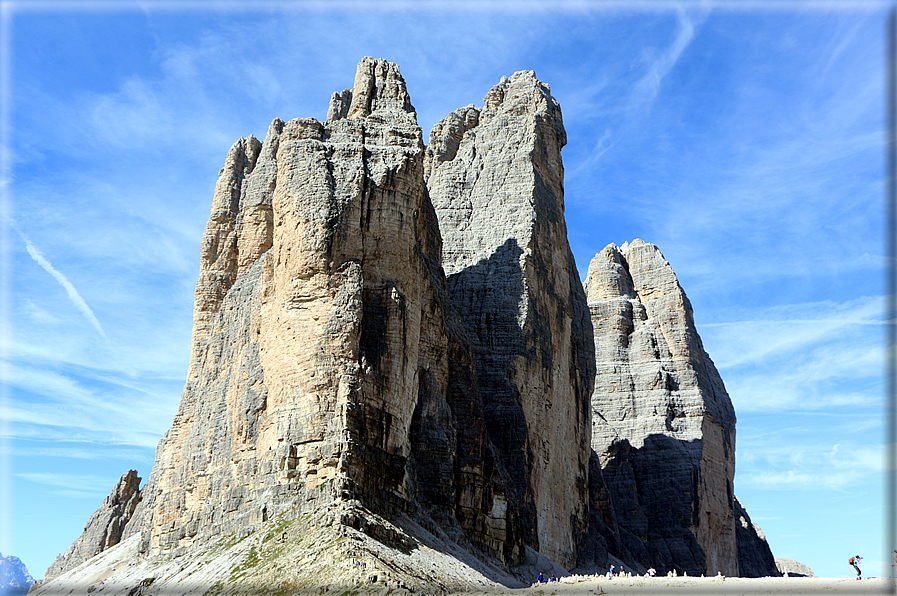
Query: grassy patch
[
  {"left": 209, "top": 532, "right": 245, "bottom": 555},
  {"left": 228, "top": 544, "right": 263, "bottom": 583},
  {"left": 263, "top": 519, "right": 294, "bottom": 543},
  {"left": 202, "top": 581, "right": 226, "bottom": 596}
]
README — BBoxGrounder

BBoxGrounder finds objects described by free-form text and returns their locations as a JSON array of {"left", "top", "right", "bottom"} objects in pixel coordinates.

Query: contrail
[{"left": 22, "top": 236, "right": 108, "bottom": 340}]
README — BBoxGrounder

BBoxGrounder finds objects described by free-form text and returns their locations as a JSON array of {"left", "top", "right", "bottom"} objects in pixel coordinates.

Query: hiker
[
  {"left": 647, "top": 567, "right": 656, "bottom": 577},
  {"left": 536, "top": 573, "right": 543, "bottom": 583},
  {"left": 609, "top": 565, "right": 615, "bottom": 577},
  {"left": 849, "top": 555, "right": 862, "bottom": 580}
]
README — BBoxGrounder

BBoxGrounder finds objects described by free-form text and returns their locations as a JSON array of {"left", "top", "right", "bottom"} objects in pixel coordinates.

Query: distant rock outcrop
[
  {"left": 39, "top": 59, "right": 777, "bottom": 594},
  {"left": 0, "top": 553, "right": 34, "bottom": 595},
  {"left": 44, "top": 470, "right": 141, "bottom": 581},
  {"left": 583, "top": 240, "right": 738, "bottom": 576},
  {"left": 425, "top": 70, "right": 595, "bottom": 569},
  {"left": 775, "top": 557, "right": 815, "bottom": 577}
]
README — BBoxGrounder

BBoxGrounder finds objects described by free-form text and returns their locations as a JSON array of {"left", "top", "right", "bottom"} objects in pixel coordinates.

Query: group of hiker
[
  {"left": 610, "top": 564, "right": 656, "bottom": 577},
  {"left": 534, "top": 573, "right": 561, "bottom": 583},
  {"left": 534, "top": 552, "right": 894, "bottom": 584}
]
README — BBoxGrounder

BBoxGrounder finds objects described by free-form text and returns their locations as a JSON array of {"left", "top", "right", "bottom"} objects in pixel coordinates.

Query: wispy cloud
[
  {"left": 0, "top": 444, "right": 149, "bottom": 462},
  {"left": 736, "top": 441, "right": 885, "bottom": 491},
  {"left": 0, "top": 361, "right": 178, "bottom": 447},
  {"left": 701, "top": 296, "right": 883, "bottom": 369},
  {"left": 630, "top": 5, "right": 700, "bottom": 108},
  {"left": 18, "top": 233, "right": 107, "bottom": 340},
  {"left": 15, "top": 473, "right": 115, "bottom": 499},
  {"left": 699, "top": 296, "right": 884, "bottom": 413}
]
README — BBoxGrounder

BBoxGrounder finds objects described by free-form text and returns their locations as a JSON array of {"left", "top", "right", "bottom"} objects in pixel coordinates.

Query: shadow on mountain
[
  {"left": 592, "top": 434, "right": 709, "bottom": 577},
  {"left": 445, "top": 238, "right": 537, "bottom": 547}
]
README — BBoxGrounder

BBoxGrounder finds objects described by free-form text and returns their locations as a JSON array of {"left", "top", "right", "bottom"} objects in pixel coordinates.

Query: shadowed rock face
[
  {"left": 425, "top": 71, "right": 595, "bottom": 569},
  {"left": 583, "top": 240, "right": 737, "bottom": 576},
  {"left": 44, "top": 471, "right": 142, "bottom": 581},
  {"left": 736, "top": 497, "right": 780, "bottom": 577}
]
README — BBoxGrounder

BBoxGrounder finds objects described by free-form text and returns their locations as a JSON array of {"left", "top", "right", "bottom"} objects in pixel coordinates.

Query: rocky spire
[
  {"left": 105, "top": 57, "right": 525, "bottom": 568},
  {"left": 583, "top": 239, "right": 737, "bottom": 576},
  {"left": 327, "top": 56, "right": 416, "bottom": 121},
  {"left": 38, "top": 60, "right": 775, "bottom": 594},
  {"left": 425, "top": 70, "right": 595, "bottom": 569}
]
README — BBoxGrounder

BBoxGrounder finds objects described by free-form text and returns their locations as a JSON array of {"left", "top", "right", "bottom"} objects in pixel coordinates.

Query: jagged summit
[
  {"left": 36, "top": 58, "right": 777, "bottom": 596},
  {"left": 328, "top": 57, "right": 416, "bottom": 122}
]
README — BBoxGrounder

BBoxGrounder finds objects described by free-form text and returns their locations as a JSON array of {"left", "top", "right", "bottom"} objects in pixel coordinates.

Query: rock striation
[
  {"left": 44, "top": 470, "right": 141, "bottom": 581},
  {"left": 40, "top": 59, "right": 777, "bottom": 594},
  {"left": 425, "top": 71, "right": 595, "bottom": 569},
  {"left": 583, "top": 240, "right": 737, "bottom": 576}
]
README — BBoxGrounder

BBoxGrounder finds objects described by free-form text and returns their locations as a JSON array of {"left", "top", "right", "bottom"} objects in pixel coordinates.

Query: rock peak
[
  {"left": 584, "top": 239, "right": 739, "bottom": 576},
  {"left": 327, "top": 57, "right": 415, "bottom": 122},
  {"left": 426, "top": 69, "right": 592, "bottom": 568}
]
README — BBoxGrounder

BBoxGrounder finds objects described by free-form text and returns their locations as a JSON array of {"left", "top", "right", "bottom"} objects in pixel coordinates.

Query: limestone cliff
[
  {"left": 583, "top": 240, "right": 737, "bottom": 576},
  {"left": 425, "top": 71, "right": 595, "bottom": 569},
  {"left": 43, "top": 471, "right": 141, "bottom": 580},
  {"left": 113, "top": 57, "right": 524, "bottom": 569}
]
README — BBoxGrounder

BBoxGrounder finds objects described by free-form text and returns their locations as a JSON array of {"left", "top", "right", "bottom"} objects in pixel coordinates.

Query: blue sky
[{"left": 0, "top": 0, "right": 891, "bottom": 582}]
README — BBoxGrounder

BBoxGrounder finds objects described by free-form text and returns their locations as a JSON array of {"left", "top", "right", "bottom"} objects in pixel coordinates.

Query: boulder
[{"left": 775, "top": 557, "right": 815, "bottom": 577}]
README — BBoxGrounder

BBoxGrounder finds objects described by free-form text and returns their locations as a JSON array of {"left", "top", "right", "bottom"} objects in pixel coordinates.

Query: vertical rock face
[
  {"left": 735, "top": 497, "right": 779, "bottom": 577},
  {"left": 118, "top": 57, "right": 522, "bottom": 566},
  {"left": 44, "top": 471, "right": 142, "bottom": 580},
  {"left": 425, "top": 71, "right": 595, "bottom": 568},
  {"left": 583, "top": 240, "right": 737, "bottom": 576}
]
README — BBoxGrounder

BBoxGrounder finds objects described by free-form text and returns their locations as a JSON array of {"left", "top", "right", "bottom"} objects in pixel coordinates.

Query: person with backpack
[{"left": 849, "top": 555, "right": 863, "bottom": 580}]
